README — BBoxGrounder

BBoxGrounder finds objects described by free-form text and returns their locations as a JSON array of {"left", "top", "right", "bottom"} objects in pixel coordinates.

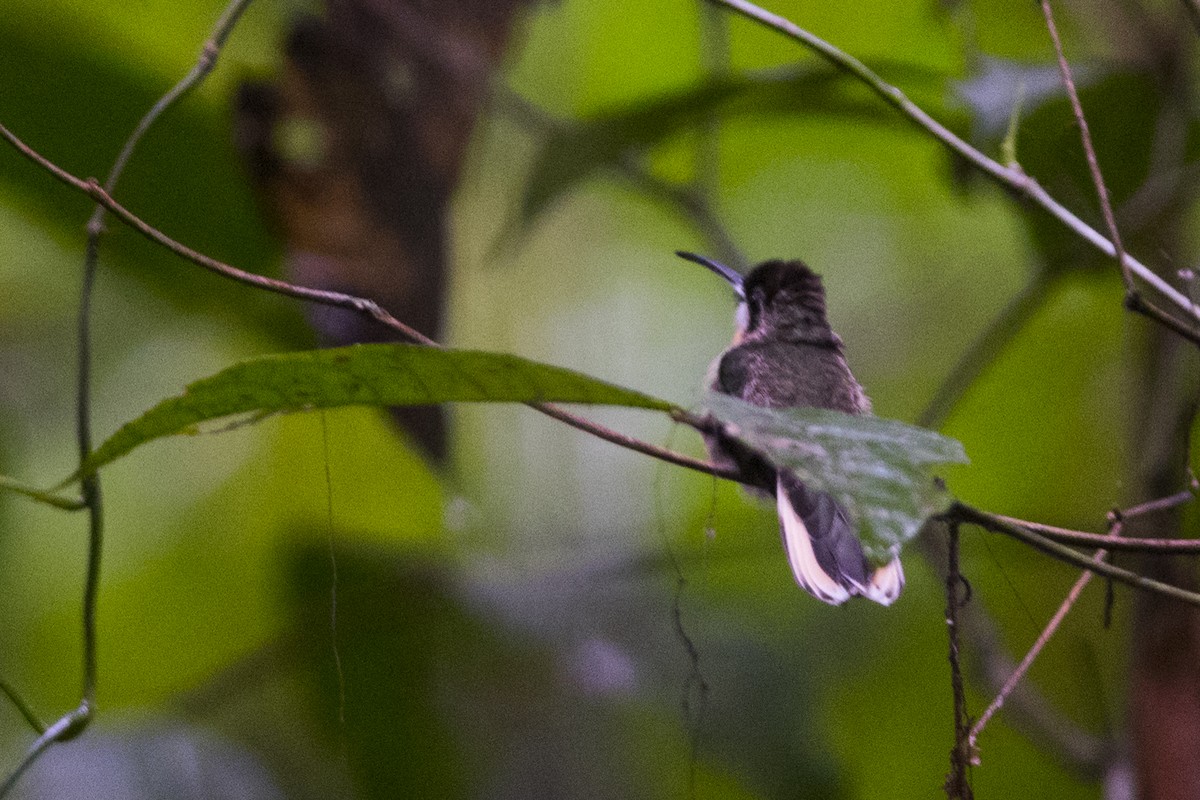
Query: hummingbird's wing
[{"left": 714, "top": 341, "right": 870, "bottom": 413}]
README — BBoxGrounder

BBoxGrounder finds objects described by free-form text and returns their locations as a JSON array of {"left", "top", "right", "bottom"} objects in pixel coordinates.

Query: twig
[
  {"left": 706, "top": 0, "right": 1200, "bottom": 345},
  {"left": 991, "top": 484, "right": 1200, "bottom": 554},
  {"left": 0, "top": 679, "right": 44, "bottom": 735},
  {"left": 0, "top": 476, "right": 84, "bottom": 511},
  {"left": 534, "top": 404, "right": 734, "bottom": 479},
  {"left": 1119, "top": 484, "right": 1198, "bottom": 519},
  {"left": 1037, "top": 0, "right": 1132, "bottom": 293},
  {"left": 996, "top": 520, "right": 1200, "bottom": 554},
  {"left": 915, "top": 522, "right": 1108, "bottom": 777},
  {"left": 0, "top": 711, "right": 90, "bottom": 798},
  {"left": 1036, "top": 2, "right": 1200, "bottom": 340},
  {"left": 1124, "top": 292, "right": 1200, "bottom": 346},
  {"left": 968, "top": 535, "right": 1113, "bottom": 761},
  {"left": 919, "top": 272, "right": 1050, "bottom": 430},
  {"left": 91, "top": 0, "right": 254, "bottom": 230},
  {"left": 0, "top": 3, "right": 254, "bottom": 797},
  {"left": 944, "top": 522, "right": 975, "bottom": 799},
  {"left": 965, "top": 485, "right": 1197, "bottom": 765},
  {"left": 953, "top": 504, "right": 1200, "bottom": 608}
]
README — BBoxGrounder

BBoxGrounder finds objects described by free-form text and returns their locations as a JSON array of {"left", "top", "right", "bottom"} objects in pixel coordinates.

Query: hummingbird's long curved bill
[{"left": 676, "top": 251, "right": 745, "bottom": 298}]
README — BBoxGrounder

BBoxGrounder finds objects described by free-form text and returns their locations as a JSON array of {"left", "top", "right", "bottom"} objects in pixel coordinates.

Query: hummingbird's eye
[{"left": 735, "top": 300, "right": 750, "bottom": 333}]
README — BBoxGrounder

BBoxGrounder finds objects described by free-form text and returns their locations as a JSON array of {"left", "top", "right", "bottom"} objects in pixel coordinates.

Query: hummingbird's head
[
  {"left": 741, "top": 260, "right": 834, "bottom": 340},
  {"left": 676, "top": 252, "right": 838, "bottom": 345}
]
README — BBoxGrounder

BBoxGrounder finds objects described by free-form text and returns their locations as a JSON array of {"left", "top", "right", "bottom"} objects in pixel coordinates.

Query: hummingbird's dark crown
[{"left": 742, "top": 260, "right": 838, "bottom": 345}]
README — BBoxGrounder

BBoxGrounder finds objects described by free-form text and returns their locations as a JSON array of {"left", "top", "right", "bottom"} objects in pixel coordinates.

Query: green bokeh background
[{"left": 1, "top": 0, "right": 1186, "bottom": 797}]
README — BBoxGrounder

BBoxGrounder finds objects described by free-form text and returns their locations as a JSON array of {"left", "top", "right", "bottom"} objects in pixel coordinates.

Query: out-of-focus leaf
[
  {"left": 19, "top": 722, "right": 286, "bottom": 800},
  {"left": 704, "top": 393, "right": 968, "bottom": 561},
  {"left": 287, "top": 546, "right": 643, "bottom": 800},
  {"left": 71, "top": 344, "right": 674, "bottom": 480},
  {"left": 472, "top": 554, "right": 850, "bottom": 800},
  {"left": 955, "top": 63, "right": 1167, "bottom": 277},
  {"left": 953, "top": 57, "right": 1072, "bottom": 140},
  {"left": 520, "top": 61, "right": 947, "bottom": 226}
]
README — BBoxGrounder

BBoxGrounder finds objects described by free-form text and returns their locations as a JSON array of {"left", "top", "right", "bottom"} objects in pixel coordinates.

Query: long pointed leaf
[
  {"left": 69, "top": 344, "right": 675, "bottom": 482},
  {"left": 521, "top": 61, "right": 946, "bottom": 226}
]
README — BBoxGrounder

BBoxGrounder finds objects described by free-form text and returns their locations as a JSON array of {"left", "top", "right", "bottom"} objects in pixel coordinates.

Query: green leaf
[
  {"left": 521, "top": 61, "right": 946, "bottom": 226},
  {"left": 70, "top": 344, "right": 675, "bottom": 482},
  {"left": 704, "top": 393, "right": 968, "bottom": 562}
]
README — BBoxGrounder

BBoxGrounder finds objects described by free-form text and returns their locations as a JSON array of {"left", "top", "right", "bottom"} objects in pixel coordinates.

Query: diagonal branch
[
  {"left": 0, "top": 476, "right": 84, "bottom": 511},
  {"left": 1035, "top": 0, "right": 1200, "bottom": 345},
  {"left": 968, "top": 533, "right": 1114, "bottom": 762},
  {"left": 963, "top": 483, "right": 1197, "bottom": 764},
  {"left": 0, "top": 679, "right": 43, "bottom": 736}
]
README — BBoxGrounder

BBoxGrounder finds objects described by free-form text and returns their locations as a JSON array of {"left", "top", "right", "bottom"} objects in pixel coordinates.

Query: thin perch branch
[{"left": 953, "top": 504, "right": 1200, "bottom": 608}]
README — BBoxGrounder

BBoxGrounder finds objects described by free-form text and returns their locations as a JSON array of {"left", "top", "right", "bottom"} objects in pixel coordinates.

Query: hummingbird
[{"left": 678, "top": 251, "right": 904, "bottom": 606}]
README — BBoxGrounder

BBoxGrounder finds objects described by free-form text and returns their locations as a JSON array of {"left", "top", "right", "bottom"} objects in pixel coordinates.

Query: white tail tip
[
  {"left": 776, "top": 475, "right": 905, "bottom": 606},
  {"left": 862, "top": 556, "right": 904, "bottom": 606}
]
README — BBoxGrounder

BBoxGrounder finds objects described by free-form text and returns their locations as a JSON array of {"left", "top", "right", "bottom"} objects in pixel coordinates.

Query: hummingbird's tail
[
  {"left": 862, "top": 555, "right": 904, "bottom": 605},
  {"left": 776, "top": 473, "right": 904, "bottom": 606}
]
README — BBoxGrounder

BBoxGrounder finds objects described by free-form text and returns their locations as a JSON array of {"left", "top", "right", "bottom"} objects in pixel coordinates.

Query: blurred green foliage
[{"left": 2, "top": 0, "right": 1194, "bottom": 798}]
